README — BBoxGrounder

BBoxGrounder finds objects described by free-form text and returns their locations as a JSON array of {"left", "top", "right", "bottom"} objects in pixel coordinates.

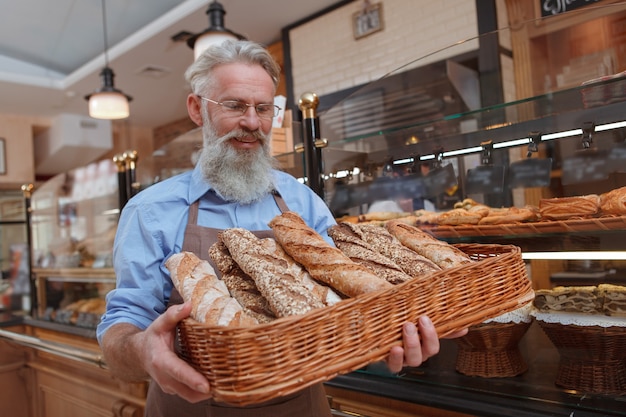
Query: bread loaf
[
  {"left": 539, "top": 194, "right": 599, "bottom": 220},
  {"left": 208, "top": 241, "right": 276, "bottom": 323},
  {"left": 261, "top": 238, "right": 343, "bottom": 306},
  {"left": 328, "top": 223, "right": 413, "bottom": 284},
  {"left": 268, "top": 211, "right": 392, "bottom": 297},
  {"left": 385, "top": 220, "right": 473, "bottom": 269},
  {"left": 340, "top": 222, "right": 441, "bottom": 279},
  {"left": 165, "top": 251, "right": 258, "bottom": 326},
  {"left": 599, "top": 186, "right": 626, "bottom": 215},
  {"left": 219, "top": 228, "right": 325, "bottom": 317}
]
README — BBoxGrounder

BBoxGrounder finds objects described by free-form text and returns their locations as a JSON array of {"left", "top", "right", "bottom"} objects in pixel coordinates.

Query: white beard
[{"left": 197, "top": 116, "right": 277, "bottom": 205}]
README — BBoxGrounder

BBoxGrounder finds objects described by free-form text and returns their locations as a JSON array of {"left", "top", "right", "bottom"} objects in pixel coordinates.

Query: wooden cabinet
[{"left": 0, "top": 325, "right": 147, "bottom": 417}]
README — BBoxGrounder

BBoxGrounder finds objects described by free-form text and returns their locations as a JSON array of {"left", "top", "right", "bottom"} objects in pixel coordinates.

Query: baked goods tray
[
  {"left": 177, "top": 243, "right": 534, "bottom": 406},
  {"left": 420, "top": 215, "right": 626, "bottom": 239}
]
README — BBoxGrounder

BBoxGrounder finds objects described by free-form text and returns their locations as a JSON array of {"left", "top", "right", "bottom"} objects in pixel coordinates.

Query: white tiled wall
[{"left": 289, "top": 0, "right": 479, "bottom": 101}]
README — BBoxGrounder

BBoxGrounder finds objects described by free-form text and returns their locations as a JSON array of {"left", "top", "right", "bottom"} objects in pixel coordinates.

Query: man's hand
[
  {"left": 102, "top": 302, "right": 211, "bottom": 403},
  {"left": 386, "top": 316, "right": 468, "bottom": 374}
]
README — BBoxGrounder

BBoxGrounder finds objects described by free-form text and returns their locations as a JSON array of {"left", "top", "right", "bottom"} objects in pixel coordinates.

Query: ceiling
[{"left": 0, "top": 0, "right": 342, "bottom": 129}]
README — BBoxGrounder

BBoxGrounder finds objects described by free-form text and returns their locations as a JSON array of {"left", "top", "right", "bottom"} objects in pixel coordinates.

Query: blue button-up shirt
[{"left": 96, "top": 164, "right": 336, "bottom": 343}]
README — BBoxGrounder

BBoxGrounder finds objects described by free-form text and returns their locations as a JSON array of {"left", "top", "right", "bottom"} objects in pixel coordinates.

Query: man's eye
[
  {"left": 224, "top": 102, "right": 246, "bottom": 112},
  {"left": 256, "top": 105, "right": 273, "bottom": 116}
]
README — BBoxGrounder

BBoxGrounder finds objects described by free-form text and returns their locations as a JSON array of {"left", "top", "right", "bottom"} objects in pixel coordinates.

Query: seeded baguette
[
  {"left": 328, "top": 223, "right": 413, "bottom": 284},
  {"left": 219, "top": 228, "right": 324, "bottom": 317},
  {"left": 208, "top": 241, "right": 276, "bottom": 323},
  {"left": 385, "top": 220, "right": 473, "bottom": 269},
  {"left": 268, "top": 211, "right": 392, "bottom": 297}
]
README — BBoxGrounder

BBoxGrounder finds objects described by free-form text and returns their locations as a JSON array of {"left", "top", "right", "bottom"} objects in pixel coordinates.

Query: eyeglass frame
[{"left": 196, "top": 95, "right": 281, "bottom": 120}]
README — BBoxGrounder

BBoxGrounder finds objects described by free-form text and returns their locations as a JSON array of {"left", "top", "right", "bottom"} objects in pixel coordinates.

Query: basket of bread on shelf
[
  {"left": 169, "top": 211, "right": 534, "bottom": 405},
  {"left": 532, "top": 284, "right": 626, "bottom": 394},
  {"left": 338, "top": 185, "right": 626, "bottom": 238}
]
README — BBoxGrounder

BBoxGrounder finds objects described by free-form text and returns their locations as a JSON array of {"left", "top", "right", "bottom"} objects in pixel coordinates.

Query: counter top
[{"left": 326, "top": 322, "right": 626, "bottom": 417}]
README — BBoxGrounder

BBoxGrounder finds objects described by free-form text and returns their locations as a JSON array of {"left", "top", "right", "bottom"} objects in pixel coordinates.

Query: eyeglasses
[{"left": 197, "top": 96, "right": 281, "bottom": 120}]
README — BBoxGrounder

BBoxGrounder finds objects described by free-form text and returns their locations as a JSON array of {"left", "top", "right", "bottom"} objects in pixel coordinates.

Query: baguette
[
  {"left": 208, "top": 241, "right": 276, "bottom": 323},
  {"left": 165, "top": 251, "right": 258, "bottom": 326},
  {"left": 268, "top": 211, "right": 392, "bottom": 297},
  {"left": 385, "top": 220, "right": 473, "bottom": 269},
  {"left": 341, "top": 222, "right": 441, "bottom": 279},
  {"left": 328, "top": 223, "right": 413, "bottom": 284},
  {"left": 261, "top": 238, "right": 343, "bottom": 306},
  {"left": 219, "top": 228, "right": 325, "bottom": 317}
]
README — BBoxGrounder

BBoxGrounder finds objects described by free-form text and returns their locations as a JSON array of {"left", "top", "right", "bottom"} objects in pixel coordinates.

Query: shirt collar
[{"left": 188, "top": 163, "right": 213, "bottom": 203}]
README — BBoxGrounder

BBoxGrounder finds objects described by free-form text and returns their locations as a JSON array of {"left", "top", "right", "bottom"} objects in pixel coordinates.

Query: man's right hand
[{"left": 101, "top": 302, "right": 211, "bottom": 403}]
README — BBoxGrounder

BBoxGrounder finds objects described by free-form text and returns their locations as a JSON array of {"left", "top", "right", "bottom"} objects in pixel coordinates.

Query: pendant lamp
[
  {"left": 186, "top": 1, "right": 246, "bottom": 60},
  {"left": 85, "top": 0, "right": 132, "bottom": 119}
]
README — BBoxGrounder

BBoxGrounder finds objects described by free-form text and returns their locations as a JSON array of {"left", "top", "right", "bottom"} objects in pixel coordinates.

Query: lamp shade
[
  {"left": 88, "top": 91, "right": 130, "bottom": 119},
  {"left": 186, "top": 1, "right": 245, "bottom": 60},
  {"left": 193, "top": 32, "right": 239, "bottom": 60},
  {"left": 85, "top": 66, "right": 132, "bottom": 120}
]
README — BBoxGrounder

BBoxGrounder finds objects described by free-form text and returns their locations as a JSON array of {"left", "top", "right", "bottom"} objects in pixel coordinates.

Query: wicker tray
[
  {"left": 455, "top": 321, "right": 532, "bottom": 378},
  {"left": 537, "top": 320, "right": 626, "bottom": 394},
  {"left": 421, "top": 215, "right": 626, "bottom": 239},
  {"left": 178, "top": 243, "right": 534, "bottom": 405}
]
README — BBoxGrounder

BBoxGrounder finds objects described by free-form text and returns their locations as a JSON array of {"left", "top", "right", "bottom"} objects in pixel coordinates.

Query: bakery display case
[
  {"left": 27, "top": 159, "right": 119, "bottom": 334},
  {"left": 303, "top": 3, "right": 626, "bottom": 416}
]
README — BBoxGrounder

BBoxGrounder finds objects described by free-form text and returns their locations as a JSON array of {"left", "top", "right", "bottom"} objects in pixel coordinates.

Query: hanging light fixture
[
  {"left": 85, "top": 0, "right": 132, "bottom": 119},
  {"left": 186, "top": 1, "right": 246, "bottom": 60}
]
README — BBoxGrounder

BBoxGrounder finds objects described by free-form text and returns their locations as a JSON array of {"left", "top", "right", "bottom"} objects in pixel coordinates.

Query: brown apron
[{"left": 144, "top": 193, "right": 332, "bottom": 417}]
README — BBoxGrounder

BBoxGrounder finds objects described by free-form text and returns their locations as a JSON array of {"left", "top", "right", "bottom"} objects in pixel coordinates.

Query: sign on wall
[{"left": 539, "top": 0, "right": 601, "bottom": 17}]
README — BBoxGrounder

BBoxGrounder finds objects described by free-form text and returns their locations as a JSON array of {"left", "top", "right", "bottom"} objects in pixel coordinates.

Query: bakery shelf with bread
[
  {"left": 173, "top": 211, "right": 533, "bottom": 406},
  {"left": 345, "top": 187, "right": 626, "bottom": 240}
]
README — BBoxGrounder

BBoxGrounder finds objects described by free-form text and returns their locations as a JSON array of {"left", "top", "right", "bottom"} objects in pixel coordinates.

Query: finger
[
  {"left": 386, "top": 345, "right": 406, "bottom": 374},
  {"left": 401, "top": 321, "right": 424, "bottom": 367},
  {"left": 154, "top": 302, "right": 192, "bottom": 333},
  {"left": 416, "top": 316, "right": 439, "bottom": 359}
]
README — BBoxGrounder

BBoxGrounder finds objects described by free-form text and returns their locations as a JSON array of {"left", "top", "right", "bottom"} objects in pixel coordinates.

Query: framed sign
[
  {"left": 353, "top": 2, "right": 384, "bottom": 40},
  {"left": 0, "top": 138, "right": 5, "bottom": 175}
]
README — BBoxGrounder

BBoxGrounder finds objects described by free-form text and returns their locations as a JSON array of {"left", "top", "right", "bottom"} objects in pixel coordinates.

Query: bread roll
[
  {"left": 328, "top": 223, "right": 413, "bottom": 284},
  {"left": 268, "top": 211, "right": 392, "bottom": 297},
  {"left": 208, "top": 241, "right": 276, "bottom": 323},
  {"left": 385, "top": 220, "right": 473, "bottom": 269},
  {"left": 219, "top": 228, "right": 325, "bottom": 317},
  {"left": 539, "top": 194, "right": 599, "bottom": 220},
  {"left": 335, "top": 222, "right": 441, "bottom": 279},
  {"left": 599, "top": 186, "right": 626, "bottom": 215},
  {"left": 165, "top": 252, "right": 258, "bottom": 326}
]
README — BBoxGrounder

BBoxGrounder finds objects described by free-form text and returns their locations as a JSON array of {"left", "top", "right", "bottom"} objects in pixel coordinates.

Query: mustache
[{"left": 217, "top": 128, "right": 269, "bottom": 145}]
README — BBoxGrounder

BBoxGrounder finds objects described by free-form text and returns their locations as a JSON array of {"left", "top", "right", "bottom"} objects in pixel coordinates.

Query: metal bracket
[
  {"left": 527, "top": 131, "right": 541, "bottom": 157},
  {"left": 581, "top": 121, "right": 595, "bottom": 149},
  {"left": 481, "top": 140, "right": 493, "bottom": 165},
  {"left": 294, "top": 138, "right": 328, "bottom": 153}
]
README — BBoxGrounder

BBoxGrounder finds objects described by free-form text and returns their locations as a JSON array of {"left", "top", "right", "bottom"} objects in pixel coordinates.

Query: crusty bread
[
  {"left": 268, "top": 211, "right": 392, "bottom": 297},
  {"left": 219, "top": 228, "right": 325, "bottom": 317},
  {"left": 437, "top": 208, "right": 483, "bottom": 225},
  {"left": 477, "top": 206, "right": 539, "bottom": 225},
  {"left": 385, "top": 220, "right": 473, "bottom": 269},
  {"left": 599, "top": 186, "right": 626, "bottom": 216},
  {"left": 261, "top": 238, "right": 343, "bottom": 306},
  {"left": 539, "top": 194, "right": 599, "bottom": 220},
  {"left": 340, "top": 222, "right": 441, "bottom": 279},
  {"left": 208, "top": 241, "right": 276, "bottom": 323},
  {"left": 358, "top": 211, "right": 411, "bottom": 222},
  {"left": 165, "top": 251, "right": 258, "bottom": 326},
  {"left": 328, "top": 223, "right": 413, "bottom": 284}
]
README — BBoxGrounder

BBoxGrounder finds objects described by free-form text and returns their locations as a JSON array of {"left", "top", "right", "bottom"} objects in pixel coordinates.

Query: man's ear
[{"left": 187, "top": 94, "right": 203, "bottom": 126}]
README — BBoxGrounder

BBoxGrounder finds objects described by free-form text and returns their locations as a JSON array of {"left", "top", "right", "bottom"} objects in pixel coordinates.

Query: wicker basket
[
  {"left": 178, "top": 243, "right": 534, "bottom": 405},
  {"left": 455, "top": 321, "right": 532, "bottom": 377},
  {"left": 537, "top": 320, "right": 626, "bottom": 394}
]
